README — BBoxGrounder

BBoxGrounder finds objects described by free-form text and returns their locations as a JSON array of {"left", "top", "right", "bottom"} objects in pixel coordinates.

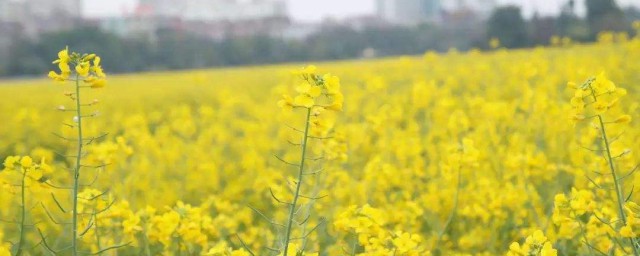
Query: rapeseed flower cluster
[
  {"left": 561, "top": 70, "right": 640, "bottom": 254},
  {"left": 333, "top": 204, "right": 426, "bottom": 255},
  {"left": 621, "top": 202, "right": 640, "bottom": 238},
  {"left": 48, "top": 47, "right": 106, "bottom": 88},
  {"left": 2, "top": 156, "right": 53, "bottom": 184},
  {"left": 507, "top": 230, "right": 557, "bottom": 256},
  {"left": 279, "top": 65, "right": 343, "bottom": 111},
  {"left": 568, "top": 72, "right": 629, "bottom": 123}
]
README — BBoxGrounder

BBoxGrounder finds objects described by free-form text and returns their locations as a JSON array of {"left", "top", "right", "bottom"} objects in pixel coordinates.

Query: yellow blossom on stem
[
  {"left": 19, "top": 156, "right": 32, "bottom": 168},
  {"left": 279, "top": 65, "right": 343, "bottom": 111},
  {"left": 620, "top": 226, "right": 636, "bottom": 238},
  {"left": 294, "top": 94, "right": 314, "bottom": 108},
  {"left": 508, "top": 230, "right": 557, "bottom": 256},
  {"left": 48, "top": 47, "right": 107, "bottom": 89}
]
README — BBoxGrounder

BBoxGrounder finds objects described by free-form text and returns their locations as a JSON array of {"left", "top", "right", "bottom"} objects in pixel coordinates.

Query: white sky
[{"left": 83, "top": 0, "right": 640, "bottom": 21}]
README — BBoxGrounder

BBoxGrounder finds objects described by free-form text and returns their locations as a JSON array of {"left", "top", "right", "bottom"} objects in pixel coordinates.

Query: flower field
[{"left": 1, "top": 33, "right": 640, "bottom": 255}]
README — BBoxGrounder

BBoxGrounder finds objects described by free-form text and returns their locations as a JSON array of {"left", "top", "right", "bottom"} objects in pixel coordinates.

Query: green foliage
[
  {"left": 487, "top": 6, "right": 529, "bottom": 48},
  {"left": 585, "top": 0, "right": 629, "bottom": 37},
  {"left": 1, "top": 24, "right": 483, "bottom": 77}
]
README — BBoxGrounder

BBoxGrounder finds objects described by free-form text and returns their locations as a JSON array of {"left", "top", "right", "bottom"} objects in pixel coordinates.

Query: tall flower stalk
[
  {"left": 0, "top": 156, "right": 53, "bottom": 256},
  {"left": 282, "top": 107, "right": 312, "bottom": 255},
  {"left": 276, "top": 65, "right": 344, "bottom": 255},
  {"left": 569, "top": 73, "right": 639, "bottom": 255},
  {"left": 434, "top": 138, "right": 479, "bottom": 253},
  {"left": 594, "top": 105, "right": 639, "bottom": 256},
  {"left": 71, "top": 72, "right": 83, "bottom": 255},
  {"left": 48, "top": 47, "right": 106, "bottom": 255}
]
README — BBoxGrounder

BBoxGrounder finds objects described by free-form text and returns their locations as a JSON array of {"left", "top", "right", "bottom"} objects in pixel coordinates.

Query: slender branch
[
  {"left": 291, "top": 219, "right": 325, "bottom": 240},
  {"left": 0, "top": 218, "right": 19, "bottom": 224},
  {"left": 307, "top": 135, "right": 333, "bottom": 140},
  {"left": 274, "top": 155, "right": 300, "bottom": 167},
  {"left": 285, "top": 124, "right": 304, "bottom": 133},
  {"left": 235, "top": 234, "right": 256, "bottom": 256},
  {"left": 78, "top": 217, "right": 94, "bottom": 237},
  {"left": 297, "top": 194, "right": 327, "bottom": 200},
  {"left": 618, "top": 164, "right": 640, "bottom": 182},
  {"left": 51, "top": 193, "right": 68, "bottom": 213},
  {"left": 87, "top": 242, "right": 131, "bottom": 255},
  {"left": 44, "top": 181, "right": 73, "bottom": 190},
  {"left": 41, "top": 203, "right": 70, "bottom": 225},
  {"left": 296, "top": 214, "right": 311, "bottom": 226},
  {"left": 287, "top": 140, "right": 301, "bottom": 146},
  {"left": 36, "top": 228, "right": 61, "bottom": 254},
  {"left": 302, "top": 169, "right": 324, "bottom": 175},
  {"left": 247, "top": 205, "right": 285, "bottom": 228},
  {"left": 269, "top": 188, "right": 292, "bottom": 205},
  {"left": 625, "top": 186, "right": 635, "bottom": 202}
]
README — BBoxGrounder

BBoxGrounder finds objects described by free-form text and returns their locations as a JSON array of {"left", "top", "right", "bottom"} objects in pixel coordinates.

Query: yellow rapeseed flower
[
  {"left": 19, "top": 156, "right": 32, "bottom": 168},
  {"left": 48, "top": 47, "right": 107, "bottom": 88},
  {"left": 620, "top": 226, "right": 635, "bottom": 238}
]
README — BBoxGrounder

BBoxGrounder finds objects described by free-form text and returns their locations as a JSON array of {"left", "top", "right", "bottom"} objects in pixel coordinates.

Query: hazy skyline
[{"left": 83, "top": 0, "right": 640, "bottom": 21}]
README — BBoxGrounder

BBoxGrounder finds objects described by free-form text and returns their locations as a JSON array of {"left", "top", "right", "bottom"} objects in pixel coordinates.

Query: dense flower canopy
[{"left": 0, "top": 32, "right": 639, "bottom": 254}]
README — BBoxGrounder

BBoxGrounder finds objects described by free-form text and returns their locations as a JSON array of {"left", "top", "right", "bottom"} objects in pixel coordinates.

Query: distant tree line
[
  {"left": 488, "top": 0, "right": 638, "bottom": 48},
  {"left": 0, "top": 24, "right": 467, "bottom": 77},
  {"left": 0, "top": 0, "right": 638, "bottom": 77}
]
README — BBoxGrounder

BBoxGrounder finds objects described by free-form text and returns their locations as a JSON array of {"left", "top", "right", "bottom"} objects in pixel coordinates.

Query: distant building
[
  {"left": 376, "top": 0, "right": 442, "bottom": 25},
  {"left": 281, "top": 22, "right": 320, "bottom": 40},
  {"left": 441, "top": 0, "right": 497, "bottom": 18},
  {"left": 341, "top": 15, "right": 389, "bottom": 31},
  {"left": 105, "top": 0, "right": 291, "bottom": 40},
  {"left": 137, "top": 0, "right": 184, "bottom": 19},
  {"left": 96, "top": 16, "right": 162, "bottom": 40},
  {"left": 138, "top": 0, "right": 287, "bottom": 22},
  {"left": 0, "top": 0, "right": 24, "bottom": 23},
  {"left": 437, "top": 0, "right": 497, "bottom": 50},
  {"left": 0, "top": 0, "right": 82, "bottom": 37},
  {"left": 25, "top": 0, "right": 82, "bottom": 17}
]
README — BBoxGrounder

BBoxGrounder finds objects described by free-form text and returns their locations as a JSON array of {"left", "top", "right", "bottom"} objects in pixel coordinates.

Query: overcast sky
[{"left": 83, "top": 0, "right": 640, "bottom": 21}]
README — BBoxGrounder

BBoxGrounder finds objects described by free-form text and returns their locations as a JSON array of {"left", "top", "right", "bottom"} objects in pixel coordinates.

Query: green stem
[
  {"left": 597, "top": 115, "right": 639, "bottom": 256},
  {"left": 283, "top": 108, "right": 312, "bottom": 256},
  {"left": 587, "top": 85, "right": 639, "bottom": 255},
  {"left": 72, "top": 74, "right": 83, "bottom": 256},
  {"left": 144, "top": 228, "right": 152, "bottom": 256},
  {"left": 597, "top": 116, "right": 626, "bottom": 223},
  {"left": 350, "top": 233, "right": 358, "bottom": 256},
  {"left": 16, "top": 168, "right": 27, "bottom": 256},
  {"left": 575, "top": 210, "right": 595, "bottom": 256},
  {"left": 94, "top": 211, "right": 102, "bottom": 254},
  {"left": 435, "top": 164, "right": 462, "bottom": 252}
]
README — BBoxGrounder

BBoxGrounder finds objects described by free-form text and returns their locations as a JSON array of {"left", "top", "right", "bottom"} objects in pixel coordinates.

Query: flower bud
[{"left": 614, "top": 115, "right": 631, "bottom": 124}]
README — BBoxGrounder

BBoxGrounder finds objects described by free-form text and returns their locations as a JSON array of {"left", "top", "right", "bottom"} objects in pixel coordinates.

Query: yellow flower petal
[
  {"left": 294, "top": 94, "right": 314, "bottom": 108},
  {"left": 614, "top": 115, "right": 631, "bottom": 124}
]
